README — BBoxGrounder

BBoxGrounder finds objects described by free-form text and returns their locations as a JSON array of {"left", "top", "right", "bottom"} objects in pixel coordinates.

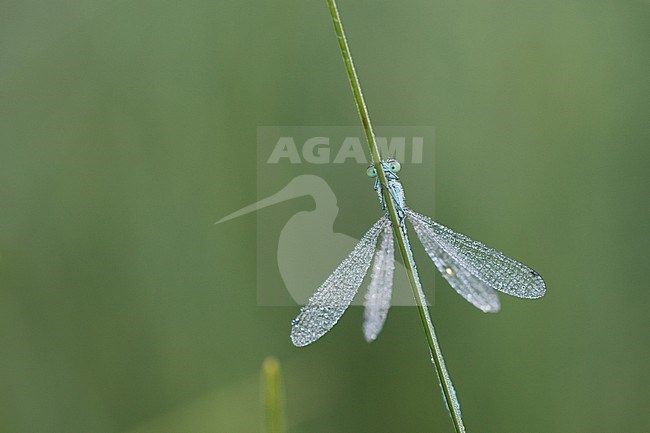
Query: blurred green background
[{"left": 1, "top": 1, "right": 648, "bottom": 432}]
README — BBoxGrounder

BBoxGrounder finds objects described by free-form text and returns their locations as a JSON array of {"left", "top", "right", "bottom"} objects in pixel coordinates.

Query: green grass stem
[
  {"left": 261, "top": 357, "right": 286, "bottom": 433},
  {"left": 325, "top": 1, "right": 466, "bottom": 431}
]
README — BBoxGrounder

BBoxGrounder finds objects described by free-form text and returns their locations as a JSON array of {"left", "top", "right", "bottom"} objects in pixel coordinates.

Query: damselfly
[{"left": 291, "top": 159, "right": 546, "bottom": 347}]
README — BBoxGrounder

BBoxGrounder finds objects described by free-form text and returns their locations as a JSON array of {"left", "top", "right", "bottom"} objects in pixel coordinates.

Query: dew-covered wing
[
  {"left": 363, "top": 224, "right": 395, "bottom": 342},
  {"left": 409, "top": 213, "right": 500, "bottom": 312},
  {"left": 407, "top": 210, "right": 545, "bottom": 300},
  {"left": 291, "top": 216, "right": 390, "bottom": 347}
]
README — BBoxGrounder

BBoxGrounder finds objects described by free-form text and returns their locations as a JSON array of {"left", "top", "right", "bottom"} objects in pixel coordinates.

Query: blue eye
[
  {"left": 366, "top": 166, "right": 377, "bottom": 177},
  {"left": 388, "top": 160, "right": 401, "bottom": 172}
]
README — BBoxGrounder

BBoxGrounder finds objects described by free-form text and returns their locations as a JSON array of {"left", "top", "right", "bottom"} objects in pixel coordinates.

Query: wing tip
[
  {"left": 529, "top": 289, "right": 546, "bottom": 299},
  {"left": 363, "top": 333, "right": 378, "bottom": 343},
  {"left": 528, "top": 278, "right": 547, "bottom": 299},
  {"left": 290, "top": 328, "right": 313, "bottom": 347},
  {"left": 517, "top": 287, "right": 546, "bottom": 300},
  {"left": 362, "top": 323, "right": 381, "bottom": 343}
]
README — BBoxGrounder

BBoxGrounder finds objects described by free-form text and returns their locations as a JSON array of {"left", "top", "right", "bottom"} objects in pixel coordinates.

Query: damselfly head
[
  {"left": 366, "top": 165, "right": 378, "bottom": 178},
  {"left": 384, "top": 159, "right": 401, "bottom": 173},
  {"left": 366, "top": 159, "right": 401, "bottom": 178}
]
